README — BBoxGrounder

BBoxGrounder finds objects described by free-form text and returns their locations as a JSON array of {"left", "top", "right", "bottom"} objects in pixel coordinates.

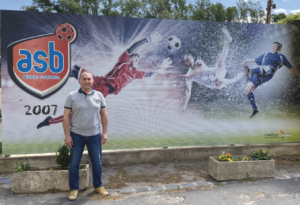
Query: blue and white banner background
[{"left": 1, "top": 10, "right": 300, "bottom": 154}]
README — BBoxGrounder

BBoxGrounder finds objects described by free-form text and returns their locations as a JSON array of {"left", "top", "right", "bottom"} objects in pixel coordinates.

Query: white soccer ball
[{"left": 166, "top": 35, "right": 181, "bottom": 51}]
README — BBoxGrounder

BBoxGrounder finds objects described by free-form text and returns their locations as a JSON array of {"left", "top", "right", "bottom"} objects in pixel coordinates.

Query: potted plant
[
  {"left": 12, "top": 142, "right": 89, "bottom": 194},
  {"left": 208, "top": 149, "right": 275, "bottom": 181}
]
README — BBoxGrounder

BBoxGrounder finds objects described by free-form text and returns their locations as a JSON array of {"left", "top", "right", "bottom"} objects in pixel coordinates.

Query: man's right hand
[
  {"left": 149, "top": 32, "right": 162, "bottom": 44},
  {"left": 65, "top": 135, "right": 73, "bottom": 148}
]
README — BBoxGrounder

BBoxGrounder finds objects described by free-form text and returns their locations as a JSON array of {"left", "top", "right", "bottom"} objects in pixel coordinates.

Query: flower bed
[
  {"left": 208, "top": 150, "right": 275, "bottom": 181},
  {"left": 12, "top": 164, "right": 89, "bottom": 194}
]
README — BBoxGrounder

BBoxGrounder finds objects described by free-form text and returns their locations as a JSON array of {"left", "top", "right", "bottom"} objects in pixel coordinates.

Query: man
[
  {"left": 63, "top": 71, "right": 108, "bottom": 201},
  {"left": 37, "top": 32, "right": 172, "bottom": 129},
  {"left": 243, "top": 41, "right": 300, "bottom": 118},
  {"left": 180, "top": 26, "right": 243, "bottom": 110}
]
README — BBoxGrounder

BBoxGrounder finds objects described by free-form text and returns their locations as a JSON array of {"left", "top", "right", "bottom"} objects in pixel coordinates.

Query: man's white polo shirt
[{"left": 64, "top": 88, "right": 106, "bottom": 136}]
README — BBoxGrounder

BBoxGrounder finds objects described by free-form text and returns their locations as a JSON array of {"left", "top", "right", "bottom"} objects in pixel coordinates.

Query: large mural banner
[{"left": 1, "top": 10, "right": 300, "bottom": 155}]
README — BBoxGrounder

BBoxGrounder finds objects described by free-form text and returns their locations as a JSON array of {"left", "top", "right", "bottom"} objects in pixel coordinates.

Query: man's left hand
[{"left": 101, "top": 133, "right": 107, "bottom": 145}]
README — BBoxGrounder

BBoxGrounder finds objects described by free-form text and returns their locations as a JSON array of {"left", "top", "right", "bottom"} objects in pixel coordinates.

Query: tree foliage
[
  {"left": 277, "top": 13, "right": 300, "bottom": 71},
  {"left": 21, "top": 0, "right": 266, "bottom": 23},
  {"left": 272, "top": 12, "right": 287, "bottom": 23}
]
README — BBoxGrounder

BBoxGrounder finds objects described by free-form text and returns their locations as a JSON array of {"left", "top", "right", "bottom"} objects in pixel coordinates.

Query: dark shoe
[
  {"left": 69, "top": 65, "right": 81, "bottom": 79},
  {"left": 249, "top": 109, "right": 259, "bottom": 119},
  {"left": 37, "top": 116, "right": 52, "bottom": 129},
  {"left": 243, "top": 65, "right": 250, "bottom": 78}
]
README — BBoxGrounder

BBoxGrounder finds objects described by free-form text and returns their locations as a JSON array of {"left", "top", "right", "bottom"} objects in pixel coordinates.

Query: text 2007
[{"left": 24, "top": 105, "right": 57, "bottom": 115}]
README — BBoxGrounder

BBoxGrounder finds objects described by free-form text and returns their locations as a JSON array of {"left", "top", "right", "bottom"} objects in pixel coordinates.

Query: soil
[
  {"left": 273, "top": 155, "right": 300, "bottom": 165},
  {"left": 103, "top": 160, "right": 213, "bottom": 190}
]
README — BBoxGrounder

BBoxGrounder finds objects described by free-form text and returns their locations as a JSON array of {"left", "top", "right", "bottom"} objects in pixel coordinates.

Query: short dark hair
[
  {"left": 273, "top": 42, "right": 282, "bottom": 49},
  {"left": 80, "top": 71, "right": 94, "bottom": 80},
  {"left": 130, "top": 53, "right": 139, "bottom": 58}
]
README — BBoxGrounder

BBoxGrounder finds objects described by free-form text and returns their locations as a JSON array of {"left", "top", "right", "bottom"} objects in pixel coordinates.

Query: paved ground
[{"left": 1, "top": 156, "right": 300, "bottom": 204}]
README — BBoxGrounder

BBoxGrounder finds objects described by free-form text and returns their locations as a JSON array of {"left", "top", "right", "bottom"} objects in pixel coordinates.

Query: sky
[{"left": 0, "top": 0, "right": 299, "bottom": 14}]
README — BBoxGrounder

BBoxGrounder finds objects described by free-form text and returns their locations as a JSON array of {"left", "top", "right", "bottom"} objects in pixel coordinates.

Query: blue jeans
[{"left": 69, "top": 132, "right": 103, "bottom": 190}]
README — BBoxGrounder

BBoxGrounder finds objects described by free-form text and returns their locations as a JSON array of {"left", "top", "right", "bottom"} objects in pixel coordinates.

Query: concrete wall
[{"left": 1, "top": 143, "right": 300, "bottom": 173}]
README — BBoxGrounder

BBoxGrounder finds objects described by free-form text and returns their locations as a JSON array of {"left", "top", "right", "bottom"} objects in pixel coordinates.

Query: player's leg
[
  {"left": 246, "top": 82, "right": 259, "bottom": 118},
  {"left": 37, "top": 115, "right": 72, "bottom": 129},
  {"left": 217, "top": 26, "right": 233, "bottom": 70},
  {"left": 182, "top": 83, "right": 192, "bottom": 111}
]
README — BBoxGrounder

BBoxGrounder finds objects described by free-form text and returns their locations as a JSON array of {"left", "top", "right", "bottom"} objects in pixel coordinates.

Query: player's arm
[
  {"left": 100, "top": 107, "right": 108, "bottom": 145},
  {"left": 289, "top": 67, "right": 300, "bottom": 77},
  {"left": 282, "top": 55, "right": 300, "bottom": 77},
  {"left": 63, "top": 108, "right": 72, "bottom": 148},
  {"left": 127, "top": 32, "right": 162, "bottom": 54},
  {"left": 180, "top": 62, "right": 203, "bottom": 79},
  {"left": 144, "top": 58, "right": 172, "bottom": 78}
]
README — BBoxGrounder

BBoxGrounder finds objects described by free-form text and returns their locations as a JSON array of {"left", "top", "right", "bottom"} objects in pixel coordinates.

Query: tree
[
  {"left": 226, "top": 6, "right": 239, "bottom": 22},
  {"left": 21, "top": 0, "right": 101, "bottom": 15},
  {"left": 191, "top": 0, "right": 213, "bottom": 21},
  {"left": 210, "top": 3, "right": 226, "bottom": 22},
  {"left": 235, "top": 0, "right": 265, "bottom": 23},
  {"left": 272, "top": 13, "right": 287, "bottom": 23}
]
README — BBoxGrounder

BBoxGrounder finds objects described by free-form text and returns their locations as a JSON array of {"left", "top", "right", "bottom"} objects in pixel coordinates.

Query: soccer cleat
[
  {"left": 36, "top": 116, "right": 52, "bottom": 129},
  {"left": 222, "top": 26, "right": 233, "bottom": 43},
  {"left": 249, "top": 109, "right": 259, "bottom": 119},
  {"left": 68, "top": 190, "right": 78, "bottom": 201},
  {"left": 69, "top": 65, "right": 81, "bottom": 80},
  {"left": 94, "top": 186, "right": 109, "bottom": 195},
  {"left": 243, "top": 65, "right": 250, "bottom": 78}
]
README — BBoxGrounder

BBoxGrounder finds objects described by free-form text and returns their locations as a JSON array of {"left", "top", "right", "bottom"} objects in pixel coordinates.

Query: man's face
[
  {"left": 184, "top": 56, "right": 194, "bottom": 67},
  {"left": 272, "top": 43, "right": 281, "bottom": 53},
  {"left": 79, "top": 72, "right": 94, "bottom": 90},
  {"left": 129, "top": 56, "right": 139, "bottom": 67}
]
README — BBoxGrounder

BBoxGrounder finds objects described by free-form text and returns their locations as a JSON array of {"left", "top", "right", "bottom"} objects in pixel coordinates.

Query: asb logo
[{"left": 8, "top": 23, "right": 77, "bottom": 99}]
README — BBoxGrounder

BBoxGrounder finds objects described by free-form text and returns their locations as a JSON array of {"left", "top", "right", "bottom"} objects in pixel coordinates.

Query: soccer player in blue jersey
[{"left": 243, "top": 42, "right": 300, "bottom": 118}]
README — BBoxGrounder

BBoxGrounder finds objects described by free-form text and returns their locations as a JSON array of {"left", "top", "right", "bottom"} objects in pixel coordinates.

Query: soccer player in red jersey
[{"left": 37, "top": 32, "right": 172, "bottom": 129}]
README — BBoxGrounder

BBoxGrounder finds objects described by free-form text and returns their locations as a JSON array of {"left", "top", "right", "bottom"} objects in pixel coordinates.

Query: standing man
[
  {"left": 63, "top": 71, "right": 108, "bottom": 201},
  {"left": 243, "top": 42, "right": 300, "bottom": 118}
]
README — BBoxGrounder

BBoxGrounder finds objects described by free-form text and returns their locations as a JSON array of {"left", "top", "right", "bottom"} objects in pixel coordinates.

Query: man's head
[
  {"left": 79, "top": 71, "right": 94, "bottom": 91},
  {"left": 129, "top": 53, "right": 140, "bottom": 67},
  {"left": 184, "top": 54, "right": 194, "bottom": 68},
  {"left": 273, "top": 42, "right": 282, "bottom": 54}
]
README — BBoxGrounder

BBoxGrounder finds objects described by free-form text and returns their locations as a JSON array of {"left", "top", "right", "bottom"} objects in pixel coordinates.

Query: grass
[{"left": 2, "top": 127, "right": 300, "bottom": 154}]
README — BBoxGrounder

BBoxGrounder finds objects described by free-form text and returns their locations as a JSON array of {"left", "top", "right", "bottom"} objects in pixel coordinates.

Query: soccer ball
[
  {"left": 166, "top": 35, "right": 181, "bottom": 51},
  {"left": 55, "top": 23, "right": 76, "bottom": 42}
]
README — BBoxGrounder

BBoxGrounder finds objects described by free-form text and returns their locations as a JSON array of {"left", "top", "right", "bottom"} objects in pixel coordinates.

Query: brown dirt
[
  {"left": 273, "top": 155, "right": 300, "bottom": 165},
  {"left": 105, "top": 169, "right": 183, "bottom": 189},
  {"left": 88, "top": 193, "right": 125, "bottom": 201},
  {"left": 159, "top": 188, "right": 191, "bottom": 193},
  {"left": 174, "top": 164, "right": 214, "bottom": 182}
]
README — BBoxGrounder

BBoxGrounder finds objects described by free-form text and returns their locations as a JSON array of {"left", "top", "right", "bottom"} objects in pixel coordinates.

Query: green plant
[
  {"left": 249, "top": 149, "right": 272, "bottom": 160},
  {"left": 13, "top": 159, "right": 30, "bottom": 172},
  {"left": 55, "top": 142, "right": 70, "bottom": 169},
  {"left": 246, "top": 173, "right": 254, "bottom": 181},
  {"left": 79, "top": 164, "right": 87, "bottom": 169},
  {"left": 0, "top": 142, "right": 2, "bottom": 147}
]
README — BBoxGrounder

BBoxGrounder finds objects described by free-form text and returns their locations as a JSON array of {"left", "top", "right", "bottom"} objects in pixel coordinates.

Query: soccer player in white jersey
[{"left": 180, "top": 26, "right": 243, "bottom": 110}]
